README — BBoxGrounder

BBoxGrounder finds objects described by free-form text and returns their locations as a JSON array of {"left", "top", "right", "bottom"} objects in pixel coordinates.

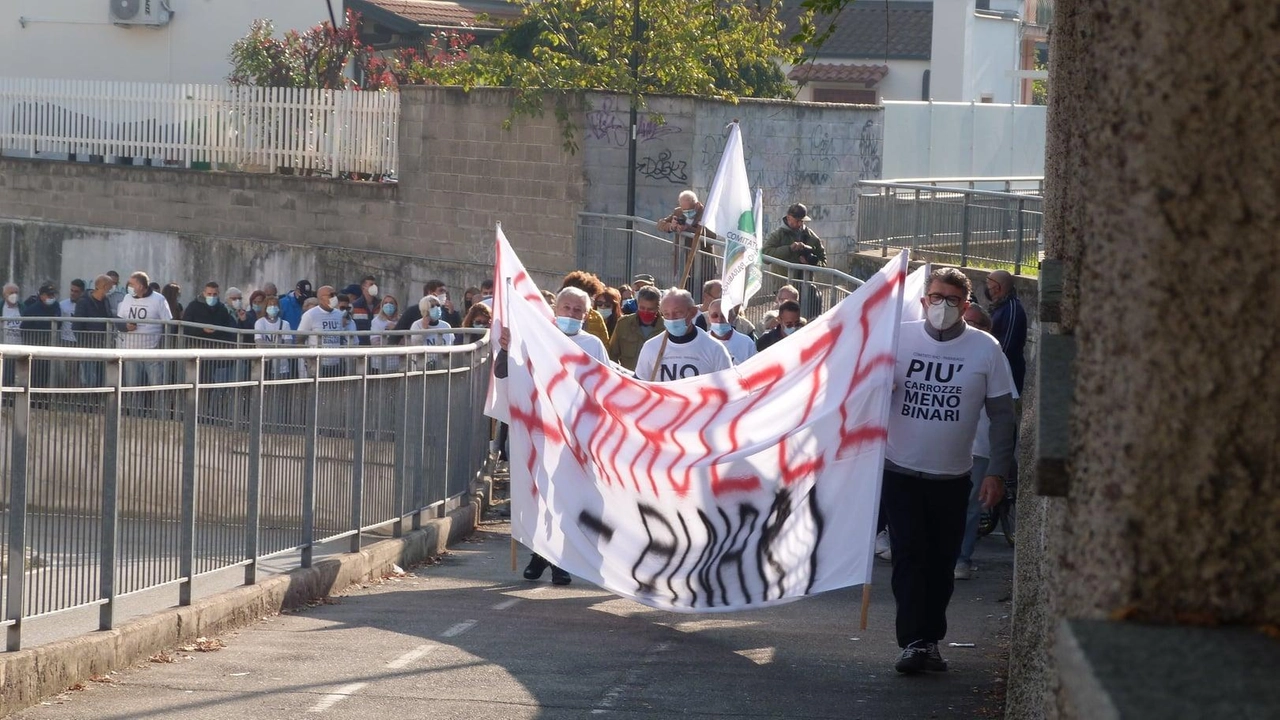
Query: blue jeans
[{"left": 957, "top": 455, "right": 989, "bottom": 567}]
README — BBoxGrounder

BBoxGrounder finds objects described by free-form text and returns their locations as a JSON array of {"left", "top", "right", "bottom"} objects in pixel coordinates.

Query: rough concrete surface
[
  {"left": 0, "top": 502, "right": 478, "bottom": 717},
  {"left": 8, "top": 522, "right": 1016, "bottom": 720}
]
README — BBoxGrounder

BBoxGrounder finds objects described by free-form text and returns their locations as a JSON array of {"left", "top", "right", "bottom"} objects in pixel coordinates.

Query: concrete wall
[
  {"left": 1007, "top": 0, "right": 1280, "bottom": 717},
  {"left": 0, "top": 87, "right": 882, "bottom": 300},
  {"left": 582, "top": 93, "right": 883, "bottom": 270},
  {"left": 0, "top": 0, "right": 336, "bottom": 85}
]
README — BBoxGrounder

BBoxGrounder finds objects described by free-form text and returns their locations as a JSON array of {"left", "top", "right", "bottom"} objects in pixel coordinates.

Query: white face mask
[
  {"left": 926, "top": 302, "right": 962, "bottom": 331},
  {"left": 326, "top": 296, "right": 338, "bottom": 310},
  {"left": 5, "top": 293, "right": 16, "bottom": 305},
  {"left": 367, "top": 284, "right": 379, "bottom": 298}
]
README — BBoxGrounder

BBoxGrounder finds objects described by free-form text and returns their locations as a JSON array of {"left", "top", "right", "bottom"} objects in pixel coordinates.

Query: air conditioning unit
[{"left": 109, "top": 0, "right": 172, "bottom": 27}]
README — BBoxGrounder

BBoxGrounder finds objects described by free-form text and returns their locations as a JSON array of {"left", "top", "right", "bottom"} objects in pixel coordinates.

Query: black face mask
[{"left": 984, "top": 287, "right": 994, "bottom": 302}]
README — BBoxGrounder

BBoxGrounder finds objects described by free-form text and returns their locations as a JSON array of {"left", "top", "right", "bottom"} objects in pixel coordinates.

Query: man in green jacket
[{"left": 763, "top": 203, "right": 827, "bottom": 267}]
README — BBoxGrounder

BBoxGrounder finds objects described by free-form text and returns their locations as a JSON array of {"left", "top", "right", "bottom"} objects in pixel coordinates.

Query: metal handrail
[
  {"left": 882, "top": 176, "right": 1045, "bottom": 186},
  {"left": 857, "top": 180, "right": 1044, "bottom": 201},
  {"left": 576, "top": 212, "right": 864, "bottom": 289}
]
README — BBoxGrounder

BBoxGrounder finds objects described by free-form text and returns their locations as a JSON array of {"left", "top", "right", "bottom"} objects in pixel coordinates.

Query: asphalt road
[{"left": 13, "top": 520, "right": 1014, "bottom": 720}]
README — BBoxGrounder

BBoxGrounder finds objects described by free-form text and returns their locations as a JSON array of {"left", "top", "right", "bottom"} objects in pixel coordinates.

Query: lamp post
[{"left": 624, "top": 0, "right": 641, "bottom": 279}]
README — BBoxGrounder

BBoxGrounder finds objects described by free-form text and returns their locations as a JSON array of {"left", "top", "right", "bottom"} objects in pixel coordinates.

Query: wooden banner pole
[{"left": 860, "top": 584, "right": 872, "bottom": 630}]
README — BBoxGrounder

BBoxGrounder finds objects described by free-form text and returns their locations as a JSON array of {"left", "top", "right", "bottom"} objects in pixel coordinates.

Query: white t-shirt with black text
[
  {"left": 886, "top": 320, "right": 1014, "bottom": 476},
  {"left": 296, "top": 307, "right": 353, "bottom": 367},
  {"left": 116, "top": 291, "right": 173, "bottom": 350},
  {"left": 712, "top": 329, "right": 757, "bottom": 365},
  {"left": 634, "top": 327, "right": 733, "bottom": 382}
]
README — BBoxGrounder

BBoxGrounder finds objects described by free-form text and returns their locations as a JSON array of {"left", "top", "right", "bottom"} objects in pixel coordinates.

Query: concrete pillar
[{"left": 1009, "top": 0, "right": 1280, "bottom": 716}]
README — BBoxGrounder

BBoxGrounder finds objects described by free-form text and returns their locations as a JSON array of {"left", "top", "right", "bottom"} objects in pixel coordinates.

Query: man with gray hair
[
  {"left": 984, "top": 270, "right": 1027, "bottom": 394},
  {"left": 634, "top": 288, "right": 732, "bottom": 382}
]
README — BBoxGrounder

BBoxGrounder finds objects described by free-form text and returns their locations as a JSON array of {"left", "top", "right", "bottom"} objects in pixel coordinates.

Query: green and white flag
[{"left": 702, "top": 123, "right": 762, "bottom": 314}]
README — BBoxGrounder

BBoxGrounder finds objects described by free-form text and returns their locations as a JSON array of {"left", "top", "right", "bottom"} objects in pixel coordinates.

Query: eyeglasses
[{"left": 926, "top": 293, "right": 965, "bottom": 307}]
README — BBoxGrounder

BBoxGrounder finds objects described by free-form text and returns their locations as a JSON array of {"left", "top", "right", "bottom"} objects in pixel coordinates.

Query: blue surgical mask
[
  {"left": 555, "top": 316, "right": 583, "bottom": 335},
  {"left": 710, "top": 322, "right": 732, "bottom": 336},
  {"left": 382, "top": 303, "right": 396, "bottom": 316},
  {"left": 783, "top": 325, "right": 798, "bottom": 336},
  {"left": 429, "top": 306, "right": 442, "bottom": 321},
  {"left": 664, "top": 318, "right": 689, "bottom": 337},
  {"left": 252, "top": 303, "right": 264, "bottom": 314},
  {"left": 205, "top": 295, "right": 219, "bottom": 307},
  {"left": 682, "top": 209, "right": 696, "bottom": 220},
  {"left": 266, "top": 306, "right": 280, "bottom": 319},
  {"left": 596, "top": 307, "right": 612, "bottom": 320}
]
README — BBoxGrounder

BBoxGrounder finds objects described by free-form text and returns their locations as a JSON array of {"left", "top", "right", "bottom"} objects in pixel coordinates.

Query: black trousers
[{"left": 882, "top": 469, "right": 971, "bottom": 648}]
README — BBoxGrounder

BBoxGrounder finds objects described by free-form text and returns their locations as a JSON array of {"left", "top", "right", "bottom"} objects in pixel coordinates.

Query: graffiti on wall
[{"left": 585, "top": 97, "right": 684, "bottom": 148}]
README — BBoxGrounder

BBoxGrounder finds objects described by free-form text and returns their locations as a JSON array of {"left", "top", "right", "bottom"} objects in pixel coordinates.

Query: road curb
[{"left": 0, "top": 500, "right": 478, "bottom": 717}]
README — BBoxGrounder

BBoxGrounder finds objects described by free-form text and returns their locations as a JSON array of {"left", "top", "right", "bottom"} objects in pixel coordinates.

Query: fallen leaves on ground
[
  {"left": 178, "top": 637, "right": 226, "bottom": 652},
  {"left": 149, "top": 652, "right": 176, "bottom": 664}
]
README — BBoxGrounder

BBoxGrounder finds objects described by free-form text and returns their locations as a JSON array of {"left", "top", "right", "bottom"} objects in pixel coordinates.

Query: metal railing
[
  {"left": 856, "top": 180, "right": 1045, "bottom": 275},
  {"left": 0, "top": 323, "right": 491, "bottom": 650},
  {"left": 576, "top": 213, "right": 863, "bottom": 330}
]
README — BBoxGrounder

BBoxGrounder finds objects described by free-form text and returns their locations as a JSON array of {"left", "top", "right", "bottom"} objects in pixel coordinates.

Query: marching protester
[
  {"left": 621, "top": 274, "right": 655, "bottom": 314},
  {"left": 494, "top": 286, "right": 609, "bottom": 587},
  {"left": 985, "top": 270, "right": 1028, "bottom": 394},
  {"left": 560, "top": 271, "right": 610, "bottom": 344},
  {"left": 370, "top": 294, "right": 401, "bottom": 372},
  {"left": 279, "top": 279, "right": 313, "bottom": 331},
  {"left": 594, "top": 288, "right": 621, "bottom": 337},
  {"left": 296, "top": 285, "right": 354, "bottom": 377},
  {"left": 634, "top": 288, "right": 732, "bottom": 382},
  {"left": 351, "top": 275, "right": 380, "bottom": 345},
  {"left": 755, "top": 300, "right": 805, "bottom": 352},
  {"left": 706, "top": 299, "right": 756, "bottom": 365},
  {"left": 882, "top": 267, "right": 1016, "bottom": 675},
  {"left": 694, "top": 279, "right": 720, "bottom": 330},
  {"left": 954, "top": 303, "right": 1018, "bottom": 580},
  {"left": 116, "top": 272, "right": 172, "bottom": 387},
  {"left": 253, "top": 296, "right": 295, "bottom": 380},
  {"left": 608, "top": 285, "right": 662, "bottom": 372}
]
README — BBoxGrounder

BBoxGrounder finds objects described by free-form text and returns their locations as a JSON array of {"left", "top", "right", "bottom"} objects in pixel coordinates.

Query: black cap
[
  {"left": 296, "top": 279, "right": 312, "bottom": 291},
  {"left": 787, "top": 203, "right": 811, "bottom": 222},
  {"left": 38, "top": 281, "right": 58, "bottom": 296}
]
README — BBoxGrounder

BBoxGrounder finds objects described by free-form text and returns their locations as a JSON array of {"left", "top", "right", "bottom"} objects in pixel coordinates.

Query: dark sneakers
[
  {"left": 895, "top": 641, "right": 948, "bottom": 674},
  {"left": 523, "top": 554, "right": 549, "bottom": 580},
  {"left": 524, "top": 554, "right": 571, "bottom": 585},
  {"left": 895, "top": 641, "right": 930, "bottom": 674},
  {"left": 924, "top": 642, "right": 949, "bottom": 672}
]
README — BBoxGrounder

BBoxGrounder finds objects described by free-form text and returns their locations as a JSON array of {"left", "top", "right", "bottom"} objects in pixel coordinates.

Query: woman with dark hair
[
  {"left": 594, "top": 287, "right": 621, "bottom": 337},
  {"left": 161, "top": 283, "right": 183, "bottom": 322}
]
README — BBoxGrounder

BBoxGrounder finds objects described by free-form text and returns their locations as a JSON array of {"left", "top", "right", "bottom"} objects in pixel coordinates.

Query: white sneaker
[
  {"left": 954, "top": 562, "right": 973, "bottom": 580},
  {"left": 875, "top": 530, "right": 892, "bottom": 562}
]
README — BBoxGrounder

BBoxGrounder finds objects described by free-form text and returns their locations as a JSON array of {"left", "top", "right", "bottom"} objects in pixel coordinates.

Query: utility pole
[{"left": 624, "top": 0, "right": 641, "bottom": 280}]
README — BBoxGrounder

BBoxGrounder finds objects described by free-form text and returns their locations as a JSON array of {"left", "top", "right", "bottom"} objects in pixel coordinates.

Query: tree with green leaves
[{"left": 429, "top": 0, "right": 801, "bottom": 148}]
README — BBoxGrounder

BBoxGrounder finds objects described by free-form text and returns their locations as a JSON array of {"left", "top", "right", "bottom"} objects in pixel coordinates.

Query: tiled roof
[
  {"left": 352, "top": 0, "right": 522, "bottom": 30},
  {"left": 788, "top": 63, "right": 889, "bottom": 86},
  {"left": 780, "top": 0, "right": 933, "bottom": 60}
]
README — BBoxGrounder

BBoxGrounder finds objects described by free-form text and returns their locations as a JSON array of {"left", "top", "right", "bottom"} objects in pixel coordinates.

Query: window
[{"left": 812, "top": 88, "right": 878, "bottom": 105}]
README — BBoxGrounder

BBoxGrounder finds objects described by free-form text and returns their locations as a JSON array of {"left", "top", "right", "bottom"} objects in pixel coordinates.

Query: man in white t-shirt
[
  {"left": 296, "top": 285, "right": 355, "bottom": 377},
  {"left": 116, "top": 271, "right": 174, "bottom": 387},
  {"left": 634, "top": 288, "right": 732, "bottom": 382},
  {"left": 705, "top": 299, "right": 756, "bottom": 365},
  {"left": 883, "top": 267, "right": 1017, "bottom": 676}
]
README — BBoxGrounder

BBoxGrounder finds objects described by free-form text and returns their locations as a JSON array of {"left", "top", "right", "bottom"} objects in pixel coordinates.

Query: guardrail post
[
  {"left": 960, "top": 192, "right": 972, "bottom": 267},
  {"left": 911, "top": 188, "right": 923, "bottom": 256},
  {"left": 178, "top": 357, "right": 199, "bottom": 606},
  {"left": 1015, "top": 198, "right": 1027, "bottom": 276},
  {"left": 244, "top": 358, "right": 264, "bottom": 585},
  {"left": 625, "top": 216, "right": 636, "bottom": 283},
  {"left": 878, "top": 187, "right": 890, "bottom": 257},
  {"left": 99, "top": 358, "right": 123, "bottom": 630},
  {"left": 349, "top": 357, "right": 368, "bottom": 553},
  {"left": 301, "top": 360, "right": 320, "bottom": 568},
  {"left": 5, "top": 356, "right": 32, "bottom": 651},
  {"left": 413, "top": 353, "right": 429, "bottom": 530},
  {"left": 392, "top": 360, "right": 409, "bottom": 538},
  {"left": 443, "top": 350, "right": 457, "bottom": 513}
]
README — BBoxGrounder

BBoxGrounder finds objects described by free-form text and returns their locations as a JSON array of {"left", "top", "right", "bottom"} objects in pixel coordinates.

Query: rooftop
[{"left": 780, "top": 0, "right": 933, "bottom": 60}]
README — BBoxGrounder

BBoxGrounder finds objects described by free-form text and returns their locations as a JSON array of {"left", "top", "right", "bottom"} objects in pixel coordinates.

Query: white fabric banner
[
  {"left": 902, "top": 262, "right": 931, "bottom": 322},
  {"left": 491, "top": 228, "right": 909, "bottom": 613},
  {"left": 703, "top": 122, "right": 762, "bottom": 314}
]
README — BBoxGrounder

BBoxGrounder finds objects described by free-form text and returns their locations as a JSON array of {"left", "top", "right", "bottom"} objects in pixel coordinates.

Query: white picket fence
[{"left": 0, "top": 78, "right": 399, "bottom": 176}]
